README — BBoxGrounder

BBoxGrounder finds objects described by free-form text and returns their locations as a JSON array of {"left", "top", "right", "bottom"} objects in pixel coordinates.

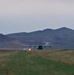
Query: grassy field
[{"left": 0, "top": 50, "right": 74, "bottom": 75}]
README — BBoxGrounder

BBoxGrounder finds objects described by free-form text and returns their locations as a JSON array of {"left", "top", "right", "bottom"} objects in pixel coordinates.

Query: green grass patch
[{"left": 0, "top": 50, "right": 74, "bottom": 75}]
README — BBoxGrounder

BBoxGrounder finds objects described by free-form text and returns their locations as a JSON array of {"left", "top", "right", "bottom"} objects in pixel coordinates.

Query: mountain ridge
[
  {"left": 0, "top": 27, "right": 74, "bottom": 49},
  {"left": 6, "top": 27, "right": 73, "bottom": 35}
]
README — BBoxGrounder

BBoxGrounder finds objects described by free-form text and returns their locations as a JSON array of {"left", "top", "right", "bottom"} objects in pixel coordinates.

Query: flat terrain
[{"left": 0, "top": 50, "right": 74, "bottom": 75}]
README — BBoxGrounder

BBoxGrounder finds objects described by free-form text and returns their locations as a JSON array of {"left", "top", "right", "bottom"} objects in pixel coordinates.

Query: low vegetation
[{"left": 0, "top": 50, "right": 74, "bottom": 75}]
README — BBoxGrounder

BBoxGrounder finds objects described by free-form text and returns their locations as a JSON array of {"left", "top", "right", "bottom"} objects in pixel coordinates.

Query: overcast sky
[{"left": 0, "top": 0, "right": 74, "bottom": 34}]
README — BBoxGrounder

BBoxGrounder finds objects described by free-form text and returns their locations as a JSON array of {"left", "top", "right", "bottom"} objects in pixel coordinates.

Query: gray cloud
[
  {"left": 0, "top": 0, "right": 74, "bottom": 16},
  {"left": 0, "top": 0, "right": 74, "bottom": 34}
]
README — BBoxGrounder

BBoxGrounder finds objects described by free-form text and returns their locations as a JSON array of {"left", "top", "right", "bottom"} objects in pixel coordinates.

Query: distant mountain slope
[
  {"left": 0, "top": 27, "right": 73, "bottom": 49},
  {"left": 7, "top": 27, "right": 74, "bottom": 42},
  {"left": 6, "top": 27, "right": 74, "bottom": 49},
  {"left": 0, "top": 34, "right": 12, "bottom": 41},
  {"left": 0, "top": 34, "right": 26, "bottom": 48}
]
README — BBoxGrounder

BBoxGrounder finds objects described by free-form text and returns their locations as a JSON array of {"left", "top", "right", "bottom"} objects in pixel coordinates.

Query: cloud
[
  {"left": 0, "top": 0, "right": 74, "bottom": 34},
  {"left": 0, "top": 0, "right": 74, "bottom": 17}
]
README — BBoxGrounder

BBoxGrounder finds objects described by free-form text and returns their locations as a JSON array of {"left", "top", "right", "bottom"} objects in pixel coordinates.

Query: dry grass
[
  {"left": 0, "top": 50, "right": 18, "bottom": 68},
  {"left": 0, "top": 50, "right": 74, "bottom": 65},
  {"left": 30, "top": 50, "right": 74, "bottom": 64},
  {"left": 0, "top": 50, "right": 74, "bottom": 75}
]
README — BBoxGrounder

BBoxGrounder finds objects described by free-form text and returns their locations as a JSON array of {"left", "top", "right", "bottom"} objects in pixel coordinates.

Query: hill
[
  {"left": 6, "top": 27, "right": 74, "bottom": 49},
  {"left": 0, "top": 34, "right": 25, "bottom": 48}
]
